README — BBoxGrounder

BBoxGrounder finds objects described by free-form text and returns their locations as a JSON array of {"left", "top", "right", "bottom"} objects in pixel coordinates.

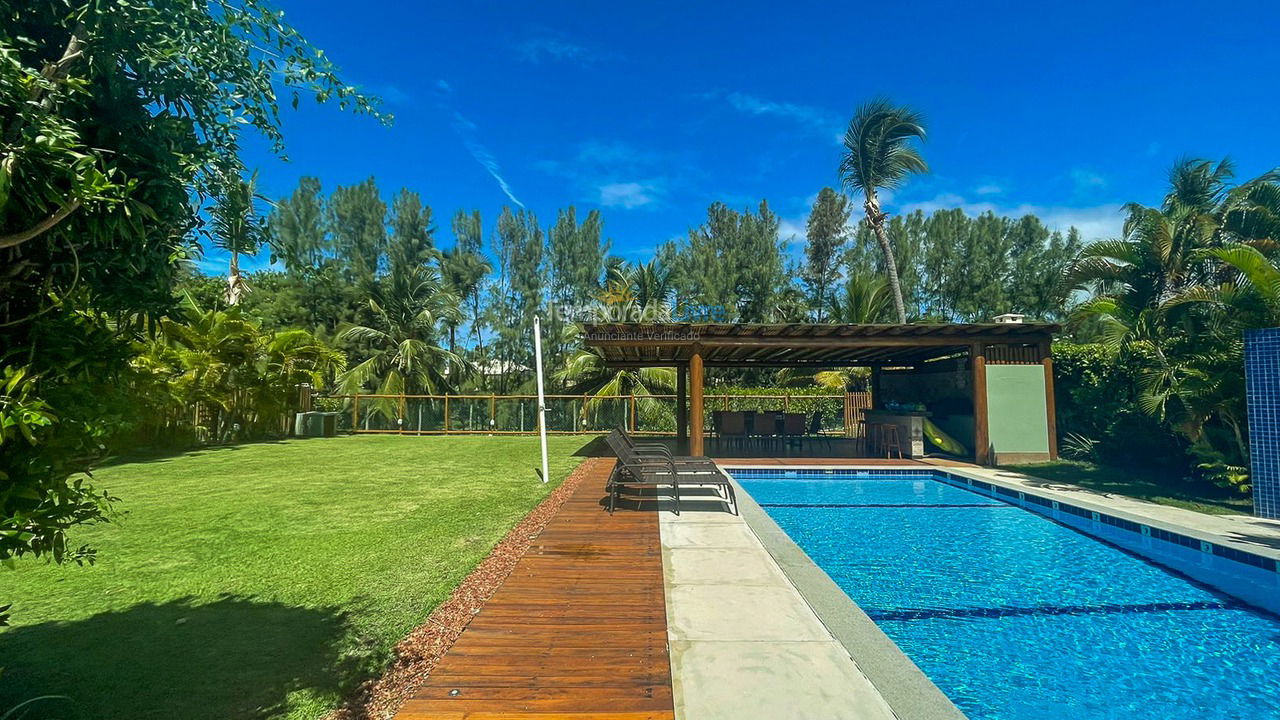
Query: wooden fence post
[
  {"left": 490, "top": 394, "right": 496, "bottom": 434},
  {"left": 444, "top": 395, "right": 450, "bottom": 435}
]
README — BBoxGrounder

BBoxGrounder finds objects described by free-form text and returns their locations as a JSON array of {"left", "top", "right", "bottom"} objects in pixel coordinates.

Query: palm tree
[
  {"left": 839, "top": 99, "right": 928, "bottom": 323},
  {"left": 440, "top": 246, "right": 492, "bottom": 353},
  {"left": 1065, "top": 157, "right": 1280, "bottom": 348},
  {"left": 556, "top": 329, "right": 676, "bottom": 429},
  {"left": 599, "top": 259, "right": 674, "bottom": 322},
  {"left": 336, "top": 265, "right": 467, "bottom": 402},
  {"left": 210, "top": 170, "right": 267, "bottom": 305},
  {"left": 827, "top": 272, "right": 892, "bottom": 324},
  {"left": 1063, "top": 159, "right": 1280, "bottom": 490}
]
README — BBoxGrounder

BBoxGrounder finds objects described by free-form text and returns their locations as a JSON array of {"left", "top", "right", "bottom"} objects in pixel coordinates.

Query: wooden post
[
  {"left": 689, "top": 351, "right": 705, "bottom": 456},
  {"left": 399, "top": 394, "right": 407, "bottom": 435},
  {"left": 444, "top": 395, "right": 450, "bottom": 435},
  {"left": 352, "top": 395, "right": 360, "bottom": 434},
  {"left": 629, "top": 393, "right": 637, "bottom": 432},
  {"left": 1040, "top": 339, "right": 1058, "bottom": 460},
  {"left": 675, "top": 366, "right": 687, "bottom": 446},
  {"left": 784, "top": 393, "right": 790, "bottom": 412},
  {"left": 972, "top": 344, "right": 990, "bottom": 465},
  {"left": 490, "top": 394, "right": 496, "bottom": 434}
]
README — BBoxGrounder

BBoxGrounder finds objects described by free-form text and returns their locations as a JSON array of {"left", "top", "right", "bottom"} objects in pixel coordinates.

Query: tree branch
[{"left": 0, "top": 198, "right": 81, "bottom": 251}]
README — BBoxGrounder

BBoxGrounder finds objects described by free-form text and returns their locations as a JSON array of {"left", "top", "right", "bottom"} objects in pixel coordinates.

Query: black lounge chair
[
  {"left": 605, "top": 432, "right": 737, "bottom": 516},
  {"left": 613, "top": 426, "right": 715, "bottom": 470}
]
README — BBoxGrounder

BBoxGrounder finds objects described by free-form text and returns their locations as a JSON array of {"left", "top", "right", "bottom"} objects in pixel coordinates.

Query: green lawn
[
  {"left": 0, "top": 435, "right": 592, "bottom": 720},
  {"left": 1005, "top": 460, "right": 1253, "bottom": 516}
]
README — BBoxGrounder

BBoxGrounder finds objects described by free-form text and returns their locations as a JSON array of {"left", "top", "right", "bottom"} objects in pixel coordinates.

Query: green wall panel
[{"left": 985, "top": 364, "right": 1049, "bottom": 454}]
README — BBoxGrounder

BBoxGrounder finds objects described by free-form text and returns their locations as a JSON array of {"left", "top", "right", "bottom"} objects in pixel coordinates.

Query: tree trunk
[
  {"left": 865, "top": 193, "right": 907, "bottom": 323},
  {"left": 227, "top": 250, "right": 241, "bottom": 305}
]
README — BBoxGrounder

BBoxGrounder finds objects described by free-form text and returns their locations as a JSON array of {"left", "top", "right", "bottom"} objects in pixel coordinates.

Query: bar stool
[
  {"left": 881, "top": 424, "right": 903, "bottom": 459},
  {"left": 863, "top": 421, "right": 880, "bottom": 457}
]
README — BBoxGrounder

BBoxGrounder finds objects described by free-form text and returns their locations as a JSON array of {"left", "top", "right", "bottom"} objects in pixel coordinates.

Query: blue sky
[{"left": 217, "top": 0, "right": 1280, "bottom": 274}]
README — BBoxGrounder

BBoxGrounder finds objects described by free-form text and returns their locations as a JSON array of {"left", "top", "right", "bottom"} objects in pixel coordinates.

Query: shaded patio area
[{"left": 584, "top": 322, "right": 1061, "bottom": 465}]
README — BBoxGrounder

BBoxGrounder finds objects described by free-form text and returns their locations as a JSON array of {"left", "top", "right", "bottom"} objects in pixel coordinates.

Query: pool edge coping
[{"left": 725, "top": 471, "right": 969, "bottom": 720}]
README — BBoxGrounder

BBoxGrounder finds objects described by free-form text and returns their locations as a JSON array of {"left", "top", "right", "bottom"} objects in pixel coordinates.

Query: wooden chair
[{"left": 880, "top": 423, "right": 903, "bottom": 460}]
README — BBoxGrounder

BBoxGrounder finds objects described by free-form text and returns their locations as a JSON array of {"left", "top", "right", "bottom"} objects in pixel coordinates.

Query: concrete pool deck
[{"left": 658, "top": 485, "right": 963, "bottom": 720}]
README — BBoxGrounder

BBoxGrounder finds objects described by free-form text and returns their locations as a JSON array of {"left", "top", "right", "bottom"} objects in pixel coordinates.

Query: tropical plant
[
  {"left": 336, "top": 265, "right": 467, "bottom": 406},
  {"left": 828, "top": 272, "right": 892, "bottom": 324},
  {"left": 1065, "top": 157, "right": 1280, "bottom": 492},
  {"left": 556, "top": 328, "right": 676, "bottom": 427},
  {"left": 0, "top": 0, "right": 381, "bottom": 586},
  {"left": 440, "top": 244, "right": 491, "bottom": 352},
  {"left": 143, "top": 299, "right": 345, "bottom": 441},
  {"left": 840, "top": 98, "right": 929, "bottom": 323},
  {"left": 209, "top": 170, "right": 268, "bottom": 305}
]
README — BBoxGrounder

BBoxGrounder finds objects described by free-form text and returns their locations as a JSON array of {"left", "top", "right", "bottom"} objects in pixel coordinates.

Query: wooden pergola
[{"left": 581, "top": 322, "right": 1060, "bottom": 465}]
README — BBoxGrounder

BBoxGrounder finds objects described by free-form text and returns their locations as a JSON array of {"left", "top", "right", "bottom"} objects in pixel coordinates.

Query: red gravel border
[{"left": 325, "top": 458, "right": 604, "bottom": 720}]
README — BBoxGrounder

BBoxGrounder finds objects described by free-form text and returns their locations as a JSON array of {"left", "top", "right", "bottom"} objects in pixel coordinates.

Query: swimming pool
[{"left": 733, "top": 469, "right": 1280, "bottom": 720}]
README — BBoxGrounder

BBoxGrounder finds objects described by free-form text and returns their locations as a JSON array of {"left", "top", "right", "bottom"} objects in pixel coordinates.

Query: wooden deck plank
[{"left": 394, "top": 458, "right": 675, "bottom": 720}]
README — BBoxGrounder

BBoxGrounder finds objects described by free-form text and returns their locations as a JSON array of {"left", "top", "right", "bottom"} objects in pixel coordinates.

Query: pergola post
[
  {"left": 689, "top": 351, "right": 704, "bottom": 456},
  {"left": 675, "top": 365, "right": 688, "bottom": 450},
  {"left": 1040, "top": 339, "right": 1058, "bottom": 460},
  {"left": 971, "top": 343, "right": 990, "bottom": 465}
]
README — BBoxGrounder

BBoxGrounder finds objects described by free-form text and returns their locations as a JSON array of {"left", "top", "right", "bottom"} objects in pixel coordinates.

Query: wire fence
[{"left": 320, "top": 392, "right": 873, "bottom": 436}]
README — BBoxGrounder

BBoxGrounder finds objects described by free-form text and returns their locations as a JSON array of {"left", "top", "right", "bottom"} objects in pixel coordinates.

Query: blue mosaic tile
[
  {"left": 1246, "top": 329, "right": 1280, "bottom": 520},
  {"left": 731, "top": 467, "right": 1280, "bottom": 575}
]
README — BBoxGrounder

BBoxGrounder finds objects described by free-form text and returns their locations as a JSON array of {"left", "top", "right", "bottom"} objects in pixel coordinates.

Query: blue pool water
[{"left": 734, "top": 471, "right": 1280, "bottom": 720}]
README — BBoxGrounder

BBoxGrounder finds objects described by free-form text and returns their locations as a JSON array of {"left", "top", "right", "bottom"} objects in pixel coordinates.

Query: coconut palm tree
[
  {"left": 556, "top": 331, "right": 676, "bottom": 429},
  {"left": 1065, "top": 158, "right": 1280, "bottom": 348},
  {"left": 827, "top": 272, "right": 892, "bottom": 324},
  {"left": 440, "top": 245, "right": 492, "bottom": 353},
  {"left": 839, "top": 99, "right": 928, "bottom": 323},
  {"left": 210, "top": 170, "right": 268, "bottom": 305},
  {"left": 336, "top": 264, "right": 467, "bottom": 401}
]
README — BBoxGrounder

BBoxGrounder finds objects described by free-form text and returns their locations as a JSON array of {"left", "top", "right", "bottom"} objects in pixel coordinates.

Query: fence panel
[{"left": 325, "top": 392, "right": 870, "bottom": 437}]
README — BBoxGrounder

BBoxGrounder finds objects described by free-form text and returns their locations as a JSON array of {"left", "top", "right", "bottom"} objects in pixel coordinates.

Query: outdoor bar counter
[{"left": 863, "top": 409, "right": 931, "bottom": 459}]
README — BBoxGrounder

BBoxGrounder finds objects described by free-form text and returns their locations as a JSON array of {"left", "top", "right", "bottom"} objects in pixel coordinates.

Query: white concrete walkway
[{"left": 659, "top": 490, "right": 897, "bottom": 720}]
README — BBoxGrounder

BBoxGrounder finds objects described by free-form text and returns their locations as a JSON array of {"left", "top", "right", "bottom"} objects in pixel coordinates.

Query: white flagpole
[{"left": 533, "top": 315, "right": 550, "bottom": 483}]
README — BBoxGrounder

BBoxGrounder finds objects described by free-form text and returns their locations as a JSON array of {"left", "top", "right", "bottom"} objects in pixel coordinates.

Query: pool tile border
[
  {"left": 928, "top": 470, "right": 1280, "bottom": 574},
  {"left": 728, "top": 466, "right": 1280, "bottom": 575}
]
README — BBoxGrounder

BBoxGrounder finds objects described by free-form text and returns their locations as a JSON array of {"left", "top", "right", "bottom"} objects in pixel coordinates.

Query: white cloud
[
  {"left": 1070, "top": 168, "right": 1108, "bottom": 191},
  {"left": 778, "top": 216, "right": 806, "bottom": 245},
  {"left": 450, "top": 110, "right": 524, "bottom": 208},
  {"left": 975, "top": 184, "right": 1003, "bottom": 195},
  {"left": 711, "top": 91, "right": 843, "bottom": 142},
  {"left": 538, "top": 139, "right": 680, "bottom": 210},
  {"left": 518, "top": 34, "right": 595, "bottom": 64},
  {"left": 599, "top": 182, "right": 660, "bottom": 209},
  {"left": 896, "top": 193, "right": 1124, "bottom": 242}
]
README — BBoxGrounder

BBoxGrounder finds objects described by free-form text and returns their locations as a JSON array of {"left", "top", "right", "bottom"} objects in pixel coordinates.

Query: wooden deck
[{"left": 395, "top": 458, "right": 675, "bottom": 720}]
